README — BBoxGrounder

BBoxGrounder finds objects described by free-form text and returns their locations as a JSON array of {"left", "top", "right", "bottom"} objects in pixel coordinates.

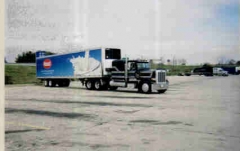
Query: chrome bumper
[{"left": 152, "top": 82, "right": 169, "bottom": 91}]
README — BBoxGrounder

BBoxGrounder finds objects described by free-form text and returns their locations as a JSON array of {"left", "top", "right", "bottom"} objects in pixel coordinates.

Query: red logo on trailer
[{"left": 43, "top": 59, "right": 52, "bottom": 69}]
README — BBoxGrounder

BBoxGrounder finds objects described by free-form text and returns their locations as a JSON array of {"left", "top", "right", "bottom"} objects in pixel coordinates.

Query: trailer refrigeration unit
[{"left": 36, "top": 47, "right": 169, "bottom": 94}]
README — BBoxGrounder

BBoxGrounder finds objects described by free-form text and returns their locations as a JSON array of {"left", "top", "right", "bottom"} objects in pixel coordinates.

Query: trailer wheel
[
  {"left": 86, "top": 80, "right": 94, "bottom": 90},
  {"left": 44, "top": 80, "right": 49, "bottom": 87},
  {"left": 139, "top": 81, "right": 152, "bottom": 94},
  {"left": 158, "top": 89, "right": 167, "bottom": 94},
  {"left": 94, "top": 80, "right": 102, "bottom": 90},
  {"left": 48, "top": 80, "right": 56, "bottom": 87}
]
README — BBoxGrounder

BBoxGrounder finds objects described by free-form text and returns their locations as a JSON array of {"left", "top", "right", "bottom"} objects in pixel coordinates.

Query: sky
[{"left": 5, "top": 0, "right": 240, "bottom": 64}]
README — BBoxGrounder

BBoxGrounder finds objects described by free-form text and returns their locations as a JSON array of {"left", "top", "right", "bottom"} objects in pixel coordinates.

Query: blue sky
[
  {"left": 216, "top": 3, "right": 239, "bottom": 33},
  {"left": 5, "top": 0, "right": 240, "bottom": 64}
]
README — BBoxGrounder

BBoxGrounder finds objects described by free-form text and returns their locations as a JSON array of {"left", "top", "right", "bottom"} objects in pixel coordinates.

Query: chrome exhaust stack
[{"left": 124, "top": 57, "right": 128, "bottom": 87}]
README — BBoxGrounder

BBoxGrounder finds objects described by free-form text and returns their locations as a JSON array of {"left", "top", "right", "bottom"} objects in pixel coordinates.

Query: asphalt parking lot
[{"left": 5, "top": 75, "right": 240, "bottom": 151}]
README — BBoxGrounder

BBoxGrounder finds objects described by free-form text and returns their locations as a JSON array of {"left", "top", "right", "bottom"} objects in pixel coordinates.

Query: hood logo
[{"left": 43, "top": 59, "right": 52, "bottom": 69}]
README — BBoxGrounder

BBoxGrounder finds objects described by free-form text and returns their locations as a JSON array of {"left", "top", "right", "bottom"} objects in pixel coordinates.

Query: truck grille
[{"left": 156, "top": 71, "right": 166, "bottom": 83}]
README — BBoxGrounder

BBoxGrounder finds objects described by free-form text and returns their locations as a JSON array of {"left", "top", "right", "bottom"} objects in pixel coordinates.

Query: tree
[
  {"left": 15, "top": 51, "right": 35, "bottom": 63},
  {"left": 236, "top": 60, "right": 240, "bottom": 65},
  {"left": 217, "top": 56, "right": 226, "bottom": 65},
  {"left": 177, "top": 58, "right": 187, "bottom": 65},
  {"left": 15, "top": 51, "right": 55, "bottom": 63},
  {"left": 228, "top": 59, "right": 236, "bottom": 65},
  {"left": 45, "top": 51, "right": 55, "bottom": 55},
  {"left": 202, "top": 63, "right": 213, "bottom": 67}
]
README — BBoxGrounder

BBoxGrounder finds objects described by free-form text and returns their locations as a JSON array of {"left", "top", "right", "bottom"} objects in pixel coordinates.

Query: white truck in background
[
  {"left": 213, "top": 67, "right": 228, "bottom": 76},
  {"left": 36, "top": 47, "right": 169, "bottom": 94}
]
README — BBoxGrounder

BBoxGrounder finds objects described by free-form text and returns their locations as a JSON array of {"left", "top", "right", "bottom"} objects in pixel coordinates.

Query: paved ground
[{"left": 5, "top": 75, "right": 240, "bottom": 151}]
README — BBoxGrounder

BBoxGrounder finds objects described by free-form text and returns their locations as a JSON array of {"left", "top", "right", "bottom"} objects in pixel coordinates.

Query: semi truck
[
  {"left": 192, "top": 66, "right": 228, "bottom": 76},
  {"left": 36, "top": 47, "right": 169, "bottom": 94}
]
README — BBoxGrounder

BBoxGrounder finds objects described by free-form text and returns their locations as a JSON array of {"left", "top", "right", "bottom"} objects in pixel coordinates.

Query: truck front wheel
[
  {"left": 139, "top": 81, "right": 152, "bottom": 94},
  {"left": 86, "top": 80, "right": 94, "bottom": 90}
]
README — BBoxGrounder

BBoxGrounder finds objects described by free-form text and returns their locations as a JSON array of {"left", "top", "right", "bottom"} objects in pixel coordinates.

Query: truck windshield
[
  {"left": 137, "top": 62, "right": 150, "bottom": 70},
  {"left": 105, "top": 48, "right": 121, "bottom": 59}
]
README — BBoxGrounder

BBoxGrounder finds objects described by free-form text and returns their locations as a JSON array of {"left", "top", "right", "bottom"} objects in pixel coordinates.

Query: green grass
[{"left": 5, "top": 65, "right": 42, "bottom": 85}]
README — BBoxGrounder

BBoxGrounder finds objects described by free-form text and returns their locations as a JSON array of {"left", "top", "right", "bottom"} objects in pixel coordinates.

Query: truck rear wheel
[
  {"left": 139, "top": 81, "right": 152, "bottom": 94},
  {"left": 86, "top": 80, "right": 94, "bottom": 90},
  {"left": 94, "top": 80, "right": 102, "bottom": 90}
]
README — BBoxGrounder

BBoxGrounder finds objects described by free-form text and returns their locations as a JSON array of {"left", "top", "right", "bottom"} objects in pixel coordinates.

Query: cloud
[
  {"left": 5, "top": 0, "right": 239, "bottom": 64},
  {"left": 157, "top": 0, "right": 239, "bottom": 63}
]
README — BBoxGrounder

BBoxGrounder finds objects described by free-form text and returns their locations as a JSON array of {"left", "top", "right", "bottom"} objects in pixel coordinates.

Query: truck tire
[
  {"left": 44, "top": 80, "right": 49, "bottom": 87},
  {"left": 48, "top": 80, "right": 56, "bottom": 87},
  {"left": 86, "top": 80, "right": 94, "bottom": 90},
  {"left": 94, "top": 80, "right": 102, "bottom": 90},
  {"left": 158, "top": 89, "right": 167, "bottom": 94},
  {"left": 139, "top": 81, "right": 152, "bottom": 94}
]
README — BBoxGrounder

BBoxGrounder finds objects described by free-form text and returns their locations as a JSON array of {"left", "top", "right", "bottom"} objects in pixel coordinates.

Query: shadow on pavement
[
  {"left": 5, "top": 129, "right": 44, "bottom": 134},
  {"left": 9, "top": 99, "right": 152, "bottom": 108},
  {"left": 5, "top": 108, "right": 95, "bottom": 119}
]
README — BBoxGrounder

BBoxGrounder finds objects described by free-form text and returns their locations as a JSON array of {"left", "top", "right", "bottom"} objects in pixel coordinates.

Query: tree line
[{"left": 15, "top": 51, "right": 55, "bottom": 63}]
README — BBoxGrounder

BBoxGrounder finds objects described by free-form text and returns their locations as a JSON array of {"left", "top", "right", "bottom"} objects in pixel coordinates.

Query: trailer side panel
[{"left": 36, "top": 49, "right": 102, "bottom": 78}]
